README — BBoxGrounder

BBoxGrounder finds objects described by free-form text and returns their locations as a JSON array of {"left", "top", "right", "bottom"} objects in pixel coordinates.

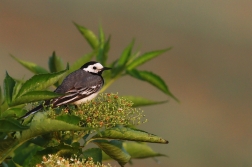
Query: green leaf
[
  {"left": 99, "top": 25, "right": 105, "bottom": 45},
  {"left": 118, "top": 40, "right": 134, "bottom": 66},
  {"left": 0, "top": 101, "right": 8, "bottom": 114},
  {"left": 16, "top": 69, "right": 67, "bottom": 98},
  {"left": 25, "top": 115, "right": 90, "bottom": 135},
  {"left": 103, "top": 35, "right": 111, "bottom": 64},
  {"left": 101, "top": 142, "right": 166, "bottom": 161},
  {"left": 10, "top": 91, "right": 62, "bottom": 106},
  {"left": 28, "top": 143, "right": 76, "bottom": 165},
  {"left": 94, "top": 140, "right": 130, "bottom": 167},
  {"left": 11, "top": 142, "right": 44, "bottom": 167},
  {"left": 0, "top": 118, "right": 29, "bottom": 132},
  {"left": 82, "top": 148, "right": 102, "bottom": 164},
  {"left": 12, "top": 80, "right": 23, "bottom": 101},
  {"left": 0, "top": 86, "right": 2, "bottom": 105},
  {"left": 4, "top": 72, "right": 16, "bottom": 104},
  {"left": 91, "top": 126, "right": 168, "bottom": 144},
  {"left": 10, "top": 54, "right": 48, "bottom": 74},
  {"left": 96, "top": 26, "right": 106, "bottom": 64},
  {"left": 127, "top": 69, "right": 178, "bottom": 101},
  {"left": 73, "top": 22, "right": 99, "bottom": 49},
  {"left": 0, "top": 115, "right": 91, "bottom": 162},
  {"left": 1, "top": 107, "right": 27, "bottom": 118},
  {"left": 69, "top": 53, "right": 95, "bottom": 74},
  {"left": 101, "top": 150, "right": 111, "bottom": 161},
  {"left": 111, "top": 40, "right": 134, "bottom": 77},
  {"left": 96, "top": 27, "right": 110, "bottom": 65},
  {"left": 123, "top": 96, "right": 167, "bottom": 107},
  {"left": 56, "top": 115, "right": 81, "bottom": 125},
  {"left": 123, "top": 142, "right": 166, "bottom": 159},
  {"left": 0, "top": 138, "right": 17, "bottom": 157},
  {"left": 127, "top": 47, "right": 172, "bottom": 70},
  {"left": 48, "top": 51, "right": 64, "bottom": 73},
  {"left": 0, "top": 132, "right": 7, "bottom": 140}
]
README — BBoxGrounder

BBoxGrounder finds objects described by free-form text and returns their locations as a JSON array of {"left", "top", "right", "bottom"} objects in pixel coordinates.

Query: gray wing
[{"left": 52, "top": 69, "right": 103, "bottom": 106}]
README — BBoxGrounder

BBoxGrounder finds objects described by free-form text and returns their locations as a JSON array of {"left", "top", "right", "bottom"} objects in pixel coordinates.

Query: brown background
[{"left": 1, "top": 1, "right": 252, "bottom": 167}]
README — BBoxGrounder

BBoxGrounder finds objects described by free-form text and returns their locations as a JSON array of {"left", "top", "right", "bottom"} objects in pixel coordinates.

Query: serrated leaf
[
  {"left": 127, "top": 47, "right": 172, "bottom": 70},
  {"left": 123, "top": 142, "right": 166, "bottom": 159},
  {"left": 0, "top": 118, "right": 28, "bottom": 132},
  {"left": 82, "top": 148, "right": 102, "bottom": 164},
  {"left": 10, "top": 91, "right": 62, "bottom": 106},
  {"left": 16, "top": 69, "right": 67, "bottom": 98},
  {"left": 4, "top": 72, "right": 16, "bottom": 104},
  {"left": 10, "top": 54, "right": 48, "bottom": 74},
  {"left": 56, "top": 115, "right": 81, "bottom": 125},
  {"left": 123, "top": 96, "right": 167, "bottom": 107},
  {"left": 94, "top": 140, "right": 130, "bottom": 167},
  {"left": 69, "top": 53, "right": 95, "bottom": 74},
  {"left": 48, "top": 51, "right": 65, "bottom": 73},
  {"left": 111, "top": 40, "right": 134, "bottom": 78},
  {"left": 73, "top": 22, "right": 99, "bottom": 49},
  {"left": 91, "top": 126, "right": 168, "bottom": 144},
  {"left": 127, "top": 69, "right": 178, "bottom": 101}
]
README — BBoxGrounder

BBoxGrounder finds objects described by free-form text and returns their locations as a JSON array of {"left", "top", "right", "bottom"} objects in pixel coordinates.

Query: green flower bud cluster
[
  {"left": 36, "top": 154, "right": 112, "bottom": 167},
  {"left": 65, "top": 93, "right": 147, "bottom": 129}
]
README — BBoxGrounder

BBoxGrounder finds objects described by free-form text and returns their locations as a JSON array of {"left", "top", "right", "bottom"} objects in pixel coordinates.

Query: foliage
[
  {"left": 37, "top": 154, "right": 112, "bottom": 167},
  {"left": 0, "top": 23, "right": 176, "bottom": 167}
]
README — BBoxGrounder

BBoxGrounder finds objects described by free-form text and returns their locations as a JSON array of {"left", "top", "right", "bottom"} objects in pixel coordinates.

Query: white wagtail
[{"left": 18, "top": 61, "right": 111, "bottom": 120}]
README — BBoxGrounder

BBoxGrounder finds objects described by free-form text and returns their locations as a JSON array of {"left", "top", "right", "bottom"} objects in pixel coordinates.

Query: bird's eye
[{"left": 93, "top": 66, "right": 97, "bottom": 70}]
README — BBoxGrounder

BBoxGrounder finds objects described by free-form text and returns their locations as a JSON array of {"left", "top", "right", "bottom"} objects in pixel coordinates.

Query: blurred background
[{"left": 1, "top": 1, "right": 252, "bottom": 166}]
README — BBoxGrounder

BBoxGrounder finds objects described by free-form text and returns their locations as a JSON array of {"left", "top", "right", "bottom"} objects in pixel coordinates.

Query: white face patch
[{"left": 83, "top": 63, "right": 104, "bottom": 73}]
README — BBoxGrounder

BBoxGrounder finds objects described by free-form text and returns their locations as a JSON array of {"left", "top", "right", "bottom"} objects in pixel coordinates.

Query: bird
[{"left": 18, "top": 61, "right": 111, "bottom": 120}]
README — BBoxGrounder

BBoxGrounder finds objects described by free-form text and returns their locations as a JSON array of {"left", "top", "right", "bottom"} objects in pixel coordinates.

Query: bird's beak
[{"left": 102, "top": 67, "right": 111, "bottom": 71}]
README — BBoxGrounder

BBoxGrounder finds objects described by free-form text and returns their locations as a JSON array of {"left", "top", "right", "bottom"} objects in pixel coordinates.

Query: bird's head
[{"left": 81, "top": 61, "right": 111, "bottom": 74}]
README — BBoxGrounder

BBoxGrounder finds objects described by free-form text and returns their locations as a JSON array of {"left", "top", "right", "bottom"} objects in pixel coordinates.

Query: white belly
[{"left": 72, "top": 92, "right": 99, "bottom": 105}]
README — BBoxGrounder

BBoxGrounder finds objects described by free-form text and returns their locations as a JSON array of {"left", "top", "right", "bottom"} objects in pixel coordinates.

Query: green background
[{"left": 0, "top": 1, "right": 251, "bottom": 166}]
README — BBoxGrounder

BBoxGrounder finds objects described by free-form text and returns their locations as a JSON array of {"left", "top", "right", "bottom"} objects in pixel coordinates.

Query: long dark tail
[{"left": 18, "top": 104, "right": 43, "bottom": 120}]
